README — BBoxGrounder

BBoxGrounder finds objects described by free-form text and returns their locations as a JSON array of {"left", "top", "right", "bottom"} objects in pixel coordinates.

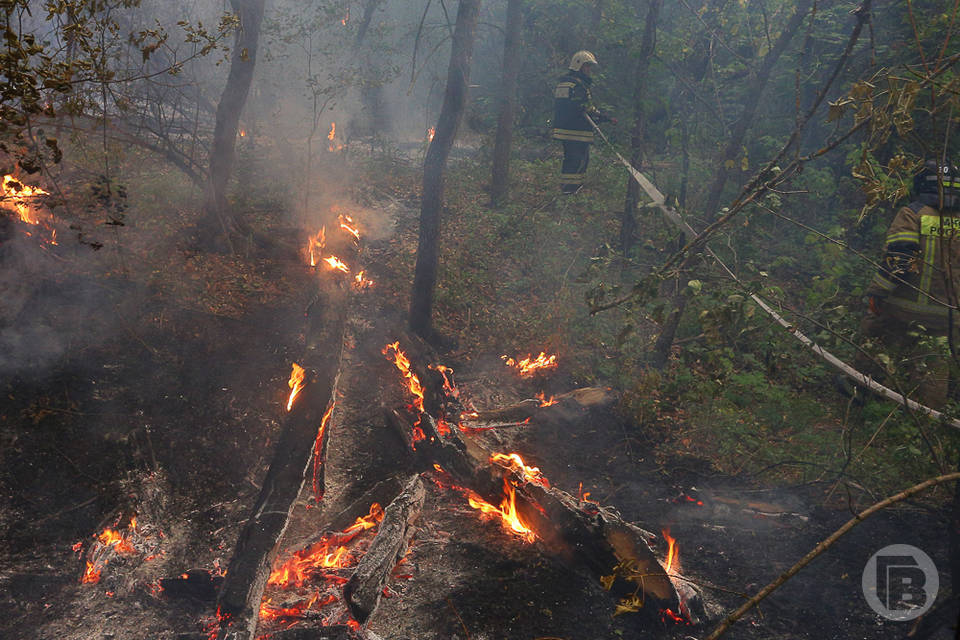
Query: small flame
[
  {"left": 2, "top": 174, "right": 57, "bottom": 244},
  {"left": 323, "top": 256, "right": 350, "bottom": 273},
  {"left": 341, "top": 8, "right": 349, "bottom": 25},
  {"left": 308, "top": 226, "right": 326, "bottom": 267},
  {"left": 287, "top": 363, "right": 307, "bottom": 412},
  {"left": 502, "top": 352, "right": 558, "bottom": 377},
  {"left": 353, "top": 271, "right": 374, "bottom": 290},
  {"left": 383, "top": 342, "right": 425, "bottom": 414},
  {"left": 338, "top": 214, "right": 360, "bottom": 241},
  {"left": 662, "top": 528, "right": 678, "bottom": 574},
  {"left": 327, "top": 122, "right": 344, "bottom": 152},
  {"left": 427, "top": 127, "right": 435, "bottom": 142},
  {"left": 239, "top": 129, "right": 246, "bottom": 137},
  {"left": 467, "top": 479, "right": 535, "bottom": 543},
  {"left": 312, "top": 402, "right": 335, "bottom": 501},
  {"left": 535, "top": 391, "right": 557, "bottom": 407},
  {"left": 78, "top": 517, "right": 147, "bottom": 585},
  {"left": 491, "top": 452, "right": 549, "bottom": 488},
  {"left": 428, "top": 364, "right": 459, "bottom": 398},
  {"left": 328, "top": 122, "right": 336, "bottom": 141}
]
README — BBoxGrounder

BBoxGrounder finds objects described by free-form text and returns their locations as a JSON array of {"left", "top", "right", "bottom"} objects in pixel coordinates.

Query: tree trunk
[
  {"left": 489, "top": 0, "right": 523, "bottom": 207},
  {"left": 201, "top": 0, "right": 267, "bottom": 250},
  {"left": 650, "top": 0, "right": 812, "bottom": 368},
  {"left": 620, "top": 0, "right": 661, "bottom": 252},
  {"left": 409, "top": 0, "right": 482, "bottom": 341}
]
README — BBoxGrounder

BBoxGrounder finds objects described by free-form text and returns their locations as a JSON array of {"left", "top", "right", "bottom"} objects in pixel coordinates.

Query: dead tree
[
  {"left": 201, "top": 0, "right": 267, "bottom": 250},
  {"left": 489, "top": 0, "right": 523, "bottom": 207},
  {"left": 408, "top": 0, "right": 482, "bottom": 342}
]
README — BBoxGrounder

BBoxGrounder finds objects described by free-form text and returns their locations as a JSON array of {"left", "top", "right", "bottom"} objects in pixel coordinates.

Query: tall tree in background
[
  {"left": 620, "top": 0, "right": 661, "bottom": 251},
  {"left": 649, "top": 0, "right": 813, "bottom": 368},
  {"left": 489, "top": 0, "right": 523, "bottom": 207},
  {"left": 202, "top": 0, "right": 267, "bottom": 250},
  {"left": 409, "top": 0, "right": 482, "bottom": 341}
]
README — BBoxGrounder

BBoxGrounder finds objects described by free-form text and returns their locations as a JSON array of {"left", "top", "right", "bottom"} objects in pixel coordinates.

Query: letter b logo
[{"left": 863, "top": 545, "right": 938, "bottom": 620}]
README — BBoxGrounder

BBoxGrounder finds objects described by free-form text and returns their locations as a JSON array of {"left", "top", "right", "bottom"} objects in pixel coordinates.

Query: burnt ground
[{"left": 1, "top": 190, "right": 958, "bottom": 640}]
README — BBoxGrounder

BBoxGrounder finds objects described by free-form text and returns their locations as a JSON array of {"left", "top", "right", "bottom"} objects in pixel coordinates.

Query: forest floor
[{"left": 0, "top": 143, "right": 956, "bottom": 639}]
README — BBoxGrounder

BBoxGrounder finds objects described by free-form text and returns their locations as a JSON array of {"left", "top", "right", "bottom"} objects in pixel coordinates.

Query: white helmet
[{"left": 568, "top": 50, "right": 598, "bottom": 71}]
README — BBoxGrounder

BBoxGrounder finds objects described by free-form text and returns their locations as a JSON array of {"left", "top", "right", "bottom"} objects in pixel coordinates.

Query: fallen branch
[
  {"left": 705, "top": 471, "right": 960, "bottom": 640},
  {"left": 344, "top": 474, "right": 425, "bottom": 624}
]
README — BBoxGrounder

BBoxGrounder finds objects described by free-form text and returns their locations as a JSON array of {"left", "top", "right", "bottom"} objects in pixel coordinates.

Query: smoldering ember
[{"left": 1, "top": 1, "right": 960, "bottom": 639}]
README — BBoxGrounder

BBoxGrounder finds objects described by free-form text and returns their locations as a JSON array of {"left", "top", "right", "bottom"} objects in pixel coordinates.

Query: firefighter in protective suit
[
  {"left": 552, "top": 51, "right": 614, "bottom": 194},
  {"left": 860, "top": 160, "right": 960, "bottom": 406}
]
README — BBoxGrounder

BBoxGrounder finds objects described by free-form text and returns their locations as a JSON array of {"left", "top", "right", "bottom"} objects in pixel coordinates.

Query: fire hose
[{"left": 585, "top": 114, "right": 960, "bottom": 430}]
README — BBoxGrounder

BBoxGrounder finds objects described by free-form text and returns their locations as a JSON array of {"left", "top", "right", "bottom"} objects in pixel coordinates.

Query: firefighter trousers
[{"left": 560, "top": 141, "right": 590, "bottom": 193}]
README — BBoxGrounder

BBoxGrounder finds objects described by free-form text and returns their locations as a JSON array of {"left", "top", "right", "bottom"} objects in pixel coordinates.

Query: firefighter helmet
[
  {"left": 568, "top": 50, "right": 598, "bottom": 72},
  {"left": 914, "top": 159, "right": 960, "bottom": 209}
]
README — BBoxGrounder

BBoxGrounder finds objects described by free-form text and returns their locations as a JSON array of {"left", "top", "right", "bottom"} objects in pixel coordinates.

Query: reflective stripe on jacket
[
  {"left": 867, "top": 201, "right": 960, "bottom": 330},
  {"left": 552, "top": 71, "right": 595, "bottom": 142}
]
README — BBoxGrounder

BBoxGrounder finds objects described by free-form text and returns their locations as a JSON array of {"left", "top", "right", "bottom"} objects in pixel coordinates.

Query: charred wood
[{"left": 344, "top": 474, "right": 425, "bottom": 624}]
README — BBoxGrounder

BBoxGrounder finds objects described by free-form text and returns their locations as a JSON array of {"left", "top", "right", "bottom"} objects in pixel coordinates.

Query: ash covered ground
[{"left": 0, "top": 195, "right": 956, "bottom": 640}]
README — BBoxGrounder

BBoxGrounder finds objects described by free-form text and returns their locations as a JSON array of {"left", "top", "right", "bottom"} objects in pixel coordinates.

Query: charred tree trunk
[
  {"left": 201, "top": 0, "right": 267, "bottom": 251},
  {"left": 620, "top": 0, "right": 661, "bottom": 252},
  {"left": 650, "top": 0, "right": 812, "bottom": 368},
  {"left": 489, "top": 0, "right": 523, "bottom": 208},
  {"left": 409, "top": 0, "right": 481, "bottom": 341},
  {"left": 354, "top": 0, "right": 389, "bottom": 138},
  {"left": 215, "top": 276, "right": 349, "bottom": 640},
  {"left": 343, "top": 475, "right": 425, "bottom": 624}
]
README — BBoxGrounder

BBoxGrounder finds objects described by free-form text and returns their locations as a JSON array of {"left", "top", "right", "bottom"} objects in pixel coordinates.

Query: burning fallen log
[
  {"left": 380, "top": 338, "right": 705, "bottom": 625},
  {"left": 463, "top": 386, "right": 618, "bottom": 424},
  {"left": 215, "top": 285, "right": 349, "bottom": 640},
  {"left": 343, "top": 475, "right": 425, "bottom": 624}
]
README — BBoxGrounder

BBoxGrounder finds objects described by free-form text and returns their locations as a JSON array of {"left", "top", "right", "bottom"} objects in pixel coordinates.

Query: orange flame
[
  {"left": 259, "top": 591, "right": 337, "bottom": 621},
  {"left": 662, "top": 528, "right": 678, "bottom": 574},
  {"left": 308, "top": 227, "right": 326, "bottom": 267},
  {"left": 502, "top": 352, "right": 558, "bottom": 377},
  {"left": 338, "top": 214, "right": 360, "bottom": 241},
  {"left": 239, "top": 129, "right": 246, "bottom": 137},
  {"left": 327, "top": 122, "right": 343, "bottom": 152},
  {"left": 467, "top": 479, "right": 535, "bottom": 543},
  {"left": 382, "top": 342, "right": 425, "bottom": 414},
  {"left": 535, "top": 391, "right": 557, "bottom": 407},
  {"left": 2, "top": 174, "right": 49, "bottom": 225},
  {"left": 78, "top": 519, "right": 143, "bottom": 584},
  {"left": 328, "top": 122, "right": 336, "bottom": 141},
  {"left": 286, "top": 363, "right": 307, "bottom": 412},
  {"left": 428, "top": 364, "right": 459, "bottom": 398},
  {"left": 267, "top": 503, "right": 384, "bottom": 587},
  {"left": 491, "top": 452, "right": 550, "bottom": 488},
  {"left": 353, "top": 271, "right": 374, "bottom": 290},
  {"left": 323, "top": 256, "right": 350, "bottom": 273},
  {"left": 341, "top": 8, "right": 349, "bottom": 25},
  {"left": 427, "top": 127, "right": 435, "bottom": 142},
  {"left": 312, "top": 402, "right": 335, "bottom": 501}
]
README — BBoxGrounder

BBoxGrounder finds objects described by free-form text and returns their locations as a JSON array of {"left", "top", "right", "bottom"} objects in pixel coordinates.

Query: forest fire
[
  {"left": 2, "top": 173, "right": 56, "bottom": 244},
  {"left": 308, "top": 227, "right": 325, "bottom": 266},
  {"left": 535, "top": 391, "right": 557, "bottom": 407},
  {"left": 382, "top": 342, "right": 425, "bottom": 414},
  {"left": 353, "top": 270, "right": 374, "bottom": 289},
  {"left": 327, "top": 122, "right": 344, "bottom": 152},
  {"left": 491, "top": 452, "right": 549, "bottom": 488},
  {"left": 662, "top": 528, "right": 678, "bottom": 574},
  {"left": 502, "top": 351, "right": 558, "bottom": 377},
  {"left": 267, "top": 503, "right": 384, "bottom": 588},
  {"left": 466, "top": 479, "right": 536, "bottom": 543},
  {"left": 78, "top": 517, "right": 145, "bottom": 585},
  {"left": 323, "top": 255, "right": 350, "bottom": 272},
  {"left": 427, "top": 127, "right": 435, "bottom": 142},
  {"left": 338, "top": 213, "right": 360, "bottom": 241},
  {"left": 286, "top": 363, "right": 306, "bottom": 411}
]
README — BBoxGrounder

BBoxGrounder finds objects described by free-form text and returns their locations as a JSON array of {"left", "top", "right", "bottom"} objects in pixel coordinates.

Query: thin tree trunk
[
  {"left": 201, "top": 0, "right": 267, "bottom": 250},
  {"left": 650, "top": 0, "right": 812, "bottom": 368},
  {"left": 620, "top": 0, "right": 661, "bottom": 252},
  {"left": 409, "top": 0, "right": 482, "bottom": 341},
  {"left": 489, "top": 0, "right": 522, "bottom": 207}
]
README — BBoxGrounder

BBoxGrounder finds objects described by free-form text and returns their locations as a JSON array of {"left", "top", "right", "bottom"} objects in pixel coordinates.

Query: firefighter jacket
[
  {"left": 552, "top": 70, "right": 609, "bottom": 143},
  {"left": 867, "top": 201, "right": 960, "bottom": 331}
]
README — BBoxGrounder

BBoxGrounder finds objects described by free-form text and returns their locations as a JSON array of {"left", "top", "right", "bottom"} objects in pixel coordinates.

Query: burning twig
[
  {"left": 501, "top": 351, "right": 558, "bottom": 377},
  {"left": 287, "top": 363, "right": 307, "bottom": 411}
]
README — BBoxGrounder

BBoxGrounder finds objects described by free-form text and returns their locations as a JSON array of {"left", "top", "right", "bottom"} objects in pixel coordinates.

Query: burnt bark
[
  {"left": 343, "top": 475, "right": 425, "bottom": 624},
  {"left": 620, "top": 0, "right": 661, "bottom": 253},
  {"left": 215, "top": 280, "right": 349, "bottom": 640},
  {"left": 201, "top": 0, "right": 267, "bottom": 250},
  {"left": 409, "top": 0, "right": 481, "bottom": 341},
  {"left": 489, "top": 0, "right": 523, "bottom": 207}
]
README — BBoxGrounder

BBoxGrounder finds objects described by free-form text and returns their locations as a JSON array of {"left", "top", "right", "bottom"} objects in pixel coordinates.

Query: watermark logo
[{"left": 862, "top": 544, "right": 938, "bottom": 621}]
